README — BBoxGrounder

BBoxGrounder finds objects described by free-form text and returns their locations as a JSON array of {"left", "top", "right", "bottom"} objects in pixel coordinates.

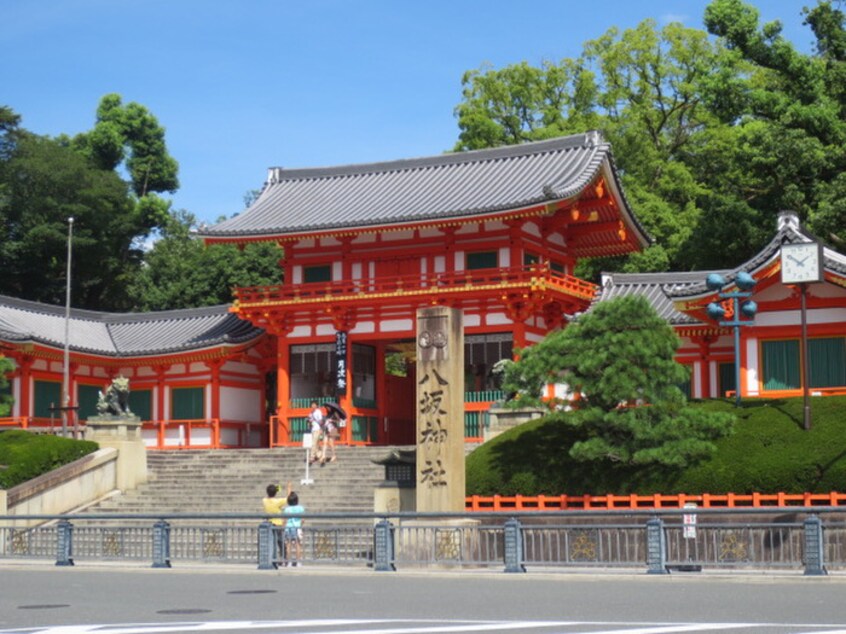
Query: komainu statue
[{"left": 97, "top": 376, "right": 132, "bottom": 417}]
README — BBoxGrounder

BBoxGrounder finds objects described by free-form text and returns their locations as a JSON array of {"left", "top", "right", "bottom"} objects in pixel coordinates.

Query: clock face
[{"left": 781, "top": 243, "right": 823, "bottom": 284}]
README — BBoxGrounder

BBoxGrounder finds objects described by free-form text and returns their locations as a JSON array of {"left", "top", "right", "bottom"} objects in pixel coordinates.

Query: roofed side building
[{"left": 596, "top": 212, "right": 846, "bottom": 400}]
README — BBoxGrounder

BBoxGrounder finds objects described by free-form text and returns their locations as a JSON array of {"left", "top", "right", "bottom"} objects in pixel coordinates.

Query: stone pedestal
[
  {"left": 84, "top": 414, "right": 147, "bottom": 491},
  {"left": 485, "top": 406, "right": 546, "bottom": 441}
]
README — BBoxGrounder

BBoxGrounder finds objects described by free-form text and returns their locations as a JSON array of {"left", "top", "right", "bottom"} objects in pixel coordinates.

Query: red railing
[
  {"left": 234, "top": 264, "right": 598, "bottom": 307},
  {"left": 465, "top": 491, "right": 846, "bottom": 511}
]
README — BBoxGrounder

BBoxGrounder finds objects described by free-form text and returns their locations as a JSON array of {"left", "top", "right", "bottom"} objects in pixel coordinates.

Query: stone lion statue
[{"left": 96, "top": 376, "right": 132, "bottom": 416}]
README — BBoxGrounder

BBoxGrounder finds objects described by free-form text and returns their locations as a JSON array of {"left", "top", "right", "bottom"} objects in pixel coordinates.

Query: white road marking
[{"left": 4, "top": 621, "right": 846, "bottom": 634}]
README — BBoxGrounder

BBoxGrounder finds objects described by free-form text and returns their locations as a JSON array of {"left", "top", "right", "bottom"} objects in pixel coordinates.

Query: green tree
[
  {"left": 453, "top": 5, "right": 846, "bottom": 274},
  {"left": 0, "top": 355, "right": 13, "bottom": 417},
  {"left": 455, "top": 20, "right": 738, "bottom": 274},
  {"left": 703, "top": 0, "right": 846, "bottom": 246},
  {"left": 504, "top": 296, "right": 734, "bottom": 469},
  {"left": 128, "top": 210, "right": 281, "bottom": 310},
  {"left": 0, "top": 130, "right": 143, "bottom": 308},
  {"left": 0, "top": 98, "right": 180, "bottom": 310}
]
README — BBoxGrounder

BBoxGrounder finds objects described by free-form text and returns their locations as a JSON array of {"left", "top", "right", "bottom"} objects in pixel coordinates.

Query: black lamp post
[{"left": 706, "top": 272, "right": 758, "bottom": 407}]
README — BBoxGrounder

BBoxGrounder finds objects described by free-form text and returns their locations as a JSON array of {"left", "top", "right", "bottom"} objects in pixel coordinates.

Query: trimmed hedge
[
  {"left": 466, "top": 396, "right": 846, "bottom": 495},
  {"left": 0, "top": 430, "right": 99, "bottom": 489}
]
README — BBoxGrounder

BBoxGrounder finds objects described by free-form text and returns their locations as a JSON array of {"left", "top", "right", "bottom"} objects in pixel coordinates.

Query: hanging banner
[{"left": 335, "top": 331, "right": 348, "bottom": 396}]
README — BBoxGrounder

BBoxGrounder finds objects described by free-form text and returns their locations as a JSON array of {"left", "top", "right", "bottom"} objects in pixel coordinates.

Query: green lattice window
[
  {"left": 466, "top": 251, "right": 498, "bottom": 270},
  {"left": 762, "top": 340, "right": 801, "bottom": 390},
  {"left": 719, "top": 362, "right": 736, "bottom": 396},
  {"left": 304, "top": 265, "right": 331, "bottom": 283},
  {"left": 130, "top": 389, "right": 153, "bottom": 421},
  {"left": 172, "top": 386, "right": 204, "bottom": 420},
  {"left": 809, "top": 337, "right": 846, "bottom": 388},
  {"left": 34, "top": 380, "right": 61, "bottom": 419},
  {"left": 77, "top": 384, "right": 102, "bottom": 421}
]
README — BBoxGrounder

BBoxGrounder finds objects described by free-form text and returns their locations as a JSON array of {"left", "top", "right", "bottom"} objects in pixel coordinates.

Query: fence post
[
  {"left": 373, "top": 519, "right": 395, "bottom": 571},
  {"left": 257, "top": 520, "right": 277, "bottom": 570},
  {"left": 152, "top": 520, "right": 171, "bottom": 568},
  {"left": 803, "top": 514, "right": 827, "bottom": 576},
  {"left": 503, "top": 517, "right": 526, "bottom": 573},
  {"left": 646, "top": 517, "right": 667, "bottom": 574},
  {"left": 55, "top": 519, "right": 74, "bottom": 566}
]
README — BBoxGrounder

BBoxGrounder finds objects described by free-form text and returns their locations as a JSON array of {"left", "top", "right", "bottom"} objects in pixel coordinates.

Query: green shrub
[
  {"left": 0, "top": 430, "right": 99, "bottom": 489},
  {"left": 467, "top": 396, "right": 846, "bottom": 495}
]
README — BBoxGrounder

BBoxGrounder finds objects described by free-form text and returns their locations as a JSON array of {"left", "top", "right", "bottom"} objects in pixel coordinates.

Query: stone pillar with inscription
[{"left": 416, "top": 306, "right": 465, "bottom": 512}]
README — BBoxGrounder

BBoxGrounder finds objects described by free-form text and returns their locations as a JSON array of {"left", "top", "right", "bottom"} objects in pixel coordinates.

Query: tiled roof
[
  {"left": 669, "top": 211, "right": 846, "bottom": 299},
  {"left": 595, "top": 271, "right": 720, "bottom": 325},
  {"left": 0, "top": 295, "right": 263, "bottom": 357},
  {"left": 595, "top": 212, "right": 846, "bottom": 324},
  {"left": 200, "top": 132, "right": 650, "bottom": 242}
]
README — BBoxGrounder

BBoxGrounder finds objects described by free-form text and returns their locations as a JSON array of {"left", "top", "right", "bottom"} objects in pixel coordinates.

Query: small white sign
[
  {"left": 683, "top": 502, "right": 697, "bottom": 539},
  {"left": 302, "top": 432, "right": 313, "bottom": 449}
]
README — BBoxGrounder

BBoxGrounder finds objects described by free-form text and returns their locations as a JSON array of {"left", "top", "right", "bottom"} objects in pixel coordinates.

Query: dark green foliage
[
  {"left": 0, "top": 430, "right": 98, "bottom": 489},
  {"left": 503, "top": 296, "right": 735, "bottom": 469},
  {"left": 0, "top": 356, "right": 12, "bottom": 417},
  {"left": 454, "top": 2, "right": 846, "bottom": 276},
  {"left": 466, "top": 396, "right": 846, "bottom": 495},
  {"left": 128, "top": 210, "right": 281, "bottom": 310}
]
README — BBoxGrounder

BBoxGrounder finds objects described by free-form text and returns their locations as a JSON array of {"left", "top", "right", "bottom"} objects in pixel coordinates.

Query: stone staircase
[{"left": 88, "top": 445, "right": 415, "bottom": 517}]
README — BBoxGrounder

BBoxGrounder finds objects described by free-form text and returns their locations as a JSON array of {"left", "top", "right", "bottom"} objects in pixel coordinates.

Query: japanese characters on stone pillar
[{"left": 416, "top": 306, "right": 465, "bottom": 512}]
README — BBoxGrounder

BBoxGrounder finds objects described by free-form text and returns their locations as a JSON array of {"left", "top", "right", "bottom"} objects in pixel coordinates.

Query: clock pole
[{"left": 800, "top": 283, "right": 812, "bottom": 430}]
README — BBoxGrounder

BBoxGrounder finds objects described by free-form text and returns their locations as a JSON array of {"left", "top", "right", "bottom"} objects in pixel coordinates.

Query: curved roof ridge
[
  {"left": 268, "top": 132, "right": 605, "bottom": 182},
  {"left": 200, "top": 131, "right": 645, "bottom": 241},
  {"left": 0, "top": 295, "right": 263, "bottom": 357}
]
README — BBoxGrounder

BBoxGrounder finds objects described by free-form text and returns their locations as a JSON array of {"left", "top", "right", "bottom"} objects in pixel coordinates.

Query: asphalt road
[{"left": 1, "top": 564, "right": 846, "bottom": 634}]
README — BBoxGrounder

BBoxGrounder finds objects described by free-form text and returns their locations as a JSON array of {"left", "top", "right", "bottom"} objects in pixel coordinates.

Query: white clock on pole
[{"left": 780, "top": 242, "right": 823, "bottom": 284}]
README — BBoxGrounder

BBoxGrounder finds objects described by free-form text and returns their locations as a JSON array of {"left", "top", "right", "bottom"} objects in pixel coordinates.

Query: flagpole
[{"left": 62, "top": 216, "right": 74, "bottom": 438}]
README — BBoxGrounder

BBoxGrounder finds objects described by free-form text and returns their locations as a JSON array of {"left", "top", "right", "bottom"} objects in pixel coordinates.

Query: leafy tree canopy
[
  {"left": 502, "top": 296, "right": 735, "bottom": 469},
  {"left": 0, "top": 97, "right": 179, "bottom": 310},
  {"left": 0, "top": 355, "right": 13, "bottom": 417},
  {"left": 454, "top": 2, "right": 846, "bottom": 276},
  {"left": 128, "top": 209, "right": 282, "bottom": 311}
]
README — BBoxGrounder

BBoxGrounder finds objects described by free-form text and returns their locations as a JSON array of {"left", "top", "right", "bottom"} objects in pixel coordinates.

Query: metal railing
[{"left": 1, "top": 508, "right": 844, "bottom": 574}]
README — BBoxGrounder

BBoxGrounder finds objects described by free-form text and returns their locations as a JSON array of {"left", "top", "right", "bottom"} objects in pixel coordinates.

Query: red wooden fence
[{"left": 465, "top": 491, "right": 846, "bottom": 511}]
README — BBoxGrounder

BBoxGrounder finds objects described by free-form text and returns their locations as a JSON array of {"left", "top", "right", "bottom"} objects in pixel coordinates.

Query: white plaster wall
[
  {"left": 691, "top": 361, "right": 702, "bottom": 398},
  {"left": 709, "top": 362, "right": 718, "bottom": 399},
  {"left": 746, "top": 337, "right": 760, "bottom": 396},
  {"left": 383, "top": 230, "right": 414, "bottom": 242},
  {"left": 351, "top": 321, "right": 376, "bottom": 334},
  {"left": 220, "top": 386, "right": 261, "bottom": 421},
  {"left": 755, "top": 307, "right": 846, "bottom": 328},
  {"left": 434, "top": 256, "right": 445, "bottom": 273},
  {"left": 292, "top": 266, "right": 303, "bottom": 284},
  {"left": 463, "top": 314, "right": 481, "bottom": 327},
  {"left": 485, "top": 312, "right": 513, "bottom": 326},
  {"left": 499, "top": 247, "right": 510, "bottom": 267},
  {"left": 222, "top": 360, "right": 260, "bottom": 376},
  {"left": 316, "top": 324, "right": 336, "bottom": 336},
  {"left": 455, "top": 251, "right": 464, "bottom": 271},
  {"left": 333, "top": 261, "right": 342, "bottom": 280},
  {"left": 381, "top": 319, "right": 413, "bottom": 332},
  {"left": 290, "top": 325, "right": 311, "bottom": 338}
]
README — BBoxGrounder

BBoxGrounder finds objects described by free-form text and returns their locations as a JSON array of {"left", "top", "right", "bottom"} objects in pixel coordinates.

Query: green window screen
[
  {"left": 719, "top": 362, "right": 736, "bottom": 396},
  {"left": 77, "top": 384, "right": 101, "bottom": 421},
  {"left": 550, "top": 261, "right": 565, "bottom": 274},
  {"left": 130, "top": 389, "right": 153, "bottom": 421},
  {"left": 304, "top": 265, "right": 331, "bottom": 283},
  {"left": 171, "top": 386, "right": 204, "bottom": 420},
  {"left": 523, "top": 253, "right": 539, "bottom": 266},
  {"left": 762, "top": 340, "right": 800, "bottom": 390},
  {"left": 34, "top": 380, "right": 61, "bottom": 419},
  {"left": 809, "top": 337, "right": 846, "bottom": 388},
  {"left": 466, "top": 251, "right": 498, "bottom": 270}
]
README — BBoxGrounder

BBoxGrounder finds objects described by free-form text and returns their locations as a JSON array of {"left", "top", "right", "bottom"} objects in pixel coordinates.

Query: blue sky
[{"left": 5, "top": 1, "right": 815, "bottom": 226}]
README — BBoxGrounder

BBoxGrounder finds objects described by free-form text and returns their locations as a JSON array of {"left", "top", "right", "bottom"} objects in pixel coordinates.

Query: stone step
[{"left": 85, "top": 445, "right": 415, "bottom": 517}]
